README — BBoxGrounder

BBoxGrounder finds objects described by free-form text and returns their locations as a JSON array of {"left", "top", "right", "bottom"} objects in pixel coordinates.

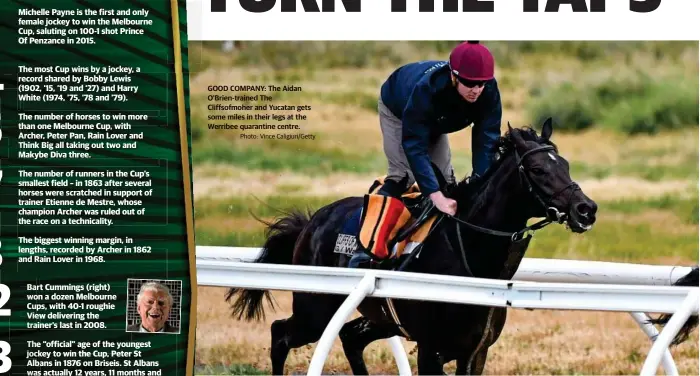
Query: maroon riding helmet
[{"left": 449, "top": 41, "right": 495, "bottom": 82}]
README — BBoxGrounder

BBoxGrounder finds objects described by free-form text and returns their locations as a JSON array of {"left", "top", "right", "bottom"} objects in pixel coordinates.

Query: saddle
[
  {"left": 367, "top": 176, "right": 438, "bottom": 256},
  {"left": 333, "top": 175, "right": 440, "bottom": 271}
]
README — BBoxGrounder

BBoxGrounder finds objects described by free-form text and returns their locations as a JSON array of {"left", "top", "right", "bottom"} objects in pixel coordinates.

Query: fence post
[
  {"left": 640, "top": 290, "right": 699, "bottom": 376},
  {"left": 630, "top": 312, "right": 678, "bottom": 376},
  {"left": 387, "top": 336, "right": 412, "bottom": 376},
  {"left": 307, "top": 273, "right": 377, "bottom": 376}
]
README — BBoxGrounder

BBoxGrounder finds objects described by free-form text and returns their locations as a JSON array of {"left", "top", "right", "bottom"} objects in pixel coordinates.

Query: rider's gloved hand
[{"left": 429, "top": 191, "right": 457, "bottom": 216}]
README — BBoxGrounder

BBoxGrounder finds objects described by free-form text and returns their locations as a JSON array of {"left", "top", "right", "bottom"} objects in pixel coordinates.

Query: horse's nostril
[
  {"left": 576, "top": 203, "right": 592, "bottom": 217},
  {"left": 576, "top": 202, "right": 597, "bottom": 224}
]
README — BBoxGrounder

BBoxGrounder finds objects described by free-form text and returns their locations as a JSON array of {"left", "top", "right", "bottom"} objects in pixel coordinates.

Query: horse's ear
[
  {"left": 506, "top": 122, "right": 515, "bottom": 143},
  {"left": 541, "top": 117, "right": 553, "bottom": 140},
  {"left": 508, "top": 122, "right": 525, "bottom": 146}
]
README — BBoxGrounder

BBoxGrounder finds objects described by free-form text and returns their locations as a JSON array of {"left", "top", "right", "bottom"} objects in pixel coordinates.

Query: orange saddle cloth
[{"left": 358, "top": 176, "right": 438, "bottom": 260}]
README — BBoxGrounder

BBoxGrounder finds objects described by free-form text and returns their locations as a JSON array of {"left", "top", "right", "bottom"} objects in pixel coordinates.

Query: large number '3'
[{"left": 0, "top": 341, "right": 11, "bottom": 373}]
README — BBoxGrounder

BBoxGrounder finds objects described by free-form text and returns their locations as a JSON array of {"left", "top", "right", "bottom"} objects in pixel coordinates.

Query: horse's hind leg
[
  {"left": 270, "top": 292, "right": 344, "bottom": 375},
  {"left": 270, "top": 317, "right": 295, "bottom": 375},
  {"left": 339, "top": 317, "right": 397, "bottom": 375}
]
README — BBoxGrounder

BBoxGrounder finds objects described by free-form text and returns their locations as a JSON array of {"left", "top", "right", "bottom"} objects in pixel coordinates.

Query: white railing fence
[{"left": 196, "top": 246, "right": 699, "bottom": 376}]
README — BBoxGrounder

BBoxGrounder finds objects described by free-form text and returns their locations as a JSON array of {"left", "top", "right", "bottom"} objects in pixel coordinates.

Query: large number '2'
[
  {"left": 0, "top": 284, "right": 10, "bottom": 316},
  {"left": 0, "top": 240, "right": 11, "bottom": 372}
]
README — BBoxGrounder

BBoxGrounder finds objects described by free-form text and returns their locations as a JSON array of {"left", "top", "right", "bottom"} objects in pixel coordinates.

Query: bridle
[
  {"left": 446, "top": 143, "right": 581, "bottom": 242},
  {"left": 514, "top": 144, "right": 581, "bottom": 226}
]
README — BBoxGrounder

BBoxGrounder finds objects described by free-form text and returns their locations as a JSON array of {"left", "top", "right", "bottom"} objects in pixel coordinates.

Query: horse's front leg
[
  {"left": 455, "top": 307, "right": 508, "bottom": 375},
  {"left": 416, "top": 342, "right": 445, "bottom": 375},
  {"left": 456, "top": 348, "right": 489, "bottom": 375}
]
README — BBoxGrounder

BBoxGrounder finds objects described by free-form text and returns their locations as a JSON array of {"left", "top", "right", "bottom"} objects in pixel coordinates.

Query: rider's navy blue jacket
[{"left": 380, "top": 60, "right": 503, "bottom": 195}]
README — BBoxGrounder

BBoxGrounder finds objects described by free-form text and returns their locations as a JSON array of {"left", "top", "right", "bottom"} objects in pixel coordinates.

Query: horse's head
[{"left": 503, "top": 118, "right": 597, "bottom": 233}]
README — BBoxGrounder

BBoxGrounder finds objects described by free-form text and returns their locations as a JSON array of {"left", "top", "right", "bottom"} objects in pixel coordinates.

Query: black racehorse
[{"left": 226, "top": 119, "right": 698, "bottom": 375}]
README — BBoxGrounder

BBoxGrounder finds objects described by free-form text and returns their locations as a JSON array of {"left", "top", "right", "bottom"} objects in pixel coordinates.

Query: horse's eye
[{"left": 531, "top": 167, "right": 545, "bottom": 175}]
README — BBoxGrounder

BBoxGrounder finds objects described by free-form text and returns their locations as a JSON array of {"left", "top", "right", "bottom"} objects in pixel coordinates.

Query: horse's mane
[{"left": 445, "top": 125, "right": 559, "bottom": 205}]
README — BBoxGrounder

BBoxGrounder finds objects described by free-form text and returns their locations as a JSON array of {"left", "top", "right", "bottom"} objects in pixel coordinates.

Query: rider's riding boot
[{"left": 348, "top": 250, "right": 371, "bottom": 268}]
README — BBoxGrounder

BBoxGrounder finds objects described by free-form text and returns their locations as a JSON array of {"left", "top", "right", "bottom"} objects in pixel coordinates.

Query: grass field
[{"left": 190, "top": 41, "right": 699, "bottom": 375}]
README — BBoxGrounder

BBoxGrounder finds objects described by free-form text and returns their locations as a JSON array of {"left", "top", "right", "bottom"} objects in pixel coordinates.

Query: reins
[{"left": 448, "top": 214, "right": 552, "bottom": 242}]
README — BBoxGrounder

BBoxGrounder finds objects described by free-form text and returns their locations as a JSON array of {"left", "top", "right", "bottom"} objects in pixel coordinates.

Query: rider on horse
[{"left": 351, "top": 41, "right": 503, "bottom": 266}]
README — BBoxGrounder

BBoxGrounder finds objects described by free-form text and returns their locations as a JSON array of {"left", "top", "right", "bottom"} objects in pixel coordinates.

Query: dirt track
[{"left": 195, "top": 287, "right": 699, "bottom": 375}]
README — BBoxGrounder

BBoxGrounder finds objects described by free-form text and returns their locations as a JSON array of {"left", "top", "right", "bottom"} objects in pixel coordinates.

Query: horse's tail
[
  {"left": 224, "top": 208, "right": 311, "bottom": 321},
  {"left": 648, "top": 266, "right": 699, "bottom": 345}
]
